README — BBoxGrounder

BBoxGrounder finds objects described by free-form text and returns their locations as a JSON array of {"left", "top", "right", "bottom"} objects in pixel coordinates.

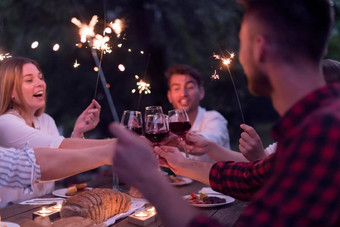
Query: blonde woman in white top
[{"left": 0, "top": 57, "right": 116, "bottom": 205}]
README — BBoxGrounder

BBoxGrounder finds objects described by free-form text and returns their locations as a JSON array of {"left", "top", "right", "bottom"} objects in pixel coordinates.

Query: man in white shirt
[{"left": 165, "top": 64, "right": 247, "bottom": 162}]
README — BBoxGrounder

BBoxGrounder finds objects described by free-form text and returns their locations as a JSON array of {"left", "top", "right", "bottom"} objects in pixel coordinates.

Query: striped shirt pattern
[{"left": 0, "top": 145, "right": 41, "bottom": 191}]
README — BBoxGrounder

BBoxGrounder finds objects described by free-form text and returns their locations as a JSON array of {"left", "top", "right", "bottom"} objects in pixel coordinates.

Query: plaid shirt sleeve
[
  {"left": 233, "top": 114, "right": 340, "bottom": 226},
  {"left": 209, "top": 154, "right": 274, "bottom": 201},
  {"left": 187, "top": 157, "right": 274, "bottom": 227}
]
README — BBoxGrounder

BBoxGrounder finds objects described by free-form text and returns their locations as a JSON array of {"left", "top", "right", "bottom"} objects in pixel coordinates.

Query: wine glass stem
[
  {"left": 179, "top": 137, "right": 189, "bottom": 158},
  {"left": 112, "top": 175, "right": 121, "bottom": 190}
]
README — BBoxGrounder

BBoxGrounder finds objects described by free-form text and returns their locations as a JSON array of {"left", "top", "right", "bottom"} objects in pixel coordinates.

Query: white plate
[
  {"left": 183, "top": 193, "right": 235, "bottom": 208},
  {"left": 1, "top": 221, "right": 20, "bottom": 227},
  {"left": 169, "top": 176, "right": 193, "bottom": 186},
  {"left": 52, "top": 187, "right": 92, "bottom": 198}
]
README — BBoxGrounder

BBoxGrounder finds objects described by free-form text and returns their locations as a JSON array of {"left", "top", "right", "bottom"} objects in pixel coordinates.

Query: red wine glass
[
  {"left": 120, "top": 110, "right": 143, "bottom": 135},
  {"left": 145, "top": 113, "right": 169, "bottom": 146},
  {"left": 144, "top": 106, "right": 163, "bottom": 122},
  {"left": 168, "top": 108, "right": 191, "bottom": 157}
]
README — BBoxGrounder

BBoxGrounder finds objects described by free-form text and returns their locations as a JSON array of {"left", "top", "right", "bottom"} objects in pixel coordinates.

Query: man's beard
[{"left": 248, "top": 68, "right": 272, "bottom": 97}]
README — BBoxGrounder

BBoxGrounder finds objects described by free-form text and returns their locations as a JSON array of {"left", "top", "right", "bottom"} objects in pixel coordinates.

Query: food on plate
[
  {"left": 66, "top": 186, "right": 77, "bottom": 196},
  {"left": 186, "top": 192, "right": 226, "bottom": 205},
  {"left": 22, "top": 216, "right": 105, "bottom": 227},
  {"left": 65, "top": 183, "right": 90, "bottom": 196},
  {"left": 167, "top": 175, "right": 185, "bottom": 184},
  {"left": 60, "top": 188, "right": 131, "bottom": 223},
  {"left": 73, "top": 183, "right": 88, "bottom": 190}
]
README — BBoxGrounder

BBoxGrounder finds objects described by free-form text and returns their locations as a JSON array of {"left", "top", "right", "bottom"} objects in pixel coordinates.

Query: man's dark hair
[
  {"left": 238, "top": 0, "right": 334, "bottom": 63},
  {"left": 165, "top": 64, "right": 203, "bottom": 89}
]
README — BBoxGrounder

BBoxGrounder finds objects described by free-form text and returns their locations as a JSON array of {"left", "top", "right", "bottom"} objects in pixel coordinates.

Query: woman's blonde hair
[{"left": 0, "top": 57, "right": 45, "bottom": 116}]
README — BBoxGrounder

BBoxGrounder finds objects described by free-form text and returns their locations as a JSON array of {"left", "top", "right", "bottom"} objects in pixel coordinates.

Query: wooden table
[{"left": 0, "top": 176, "right": 248, "bottom": 226}]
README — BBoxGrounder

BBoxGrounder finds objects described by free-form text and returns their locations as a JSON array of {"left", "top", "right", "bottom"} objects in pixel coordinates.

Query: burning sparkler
[
  {"left": 211, "top": 70, "right": 220, "bottom": 80},
  {"left": 131, "top": 75, "right": 151, "bottom": 95},
  {"left": 71, "top": 15, "right": 98, "bottom": 43},
  {"left": 110, "top": 19, "right": 124, "bottom": 35},
  {"left": 131, "top": 81, "right": 151, "bottom": 94},
  {"left": 73, "top": 59, "right": 80, "bottom": 68},
  {"left": 213, "top": 51, "right": 245, "bottom": 124},
  {"left": 92, "top": 34, "right": 112, "bottom": 53},
  {"left": 71, "top": 16, "right": 112, "bottom": 54},
  {"left": 0, "top": 53, "right": 11, "bottom": 61},
  {"left": 213, "top": 51, "right": 235, "bottom": 68},
  {"left": 211, "top": 52, "right": 235, "bottom": 80}
]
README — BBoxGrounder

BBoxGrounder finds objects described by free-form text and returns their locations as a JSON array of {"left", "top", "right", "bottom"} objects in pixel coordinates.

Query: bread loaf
[{"left": 60, "top": 188, "right": 131, "bottom": 223}]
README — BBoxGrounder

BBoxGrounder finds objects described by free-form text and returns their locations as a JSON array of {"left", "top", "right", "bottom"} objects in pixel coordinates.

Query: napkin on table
[
  {"left": 198, "top": 187, "right": 224, "bottom": 195},
  {"left": 104, "top": 197, "right": 148, "bottom": 226},
  {"left": 19, "top": 197, "right": 65, "bottom": 205}
]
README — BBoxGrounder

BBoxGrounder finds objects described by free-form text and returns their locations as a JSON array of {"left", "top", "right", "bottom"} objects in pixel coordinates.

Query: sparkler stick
[
  {"left": 93, "top": 50, "right": 103, "bottom": 101},
  {"left": 91, "top": 47, "right": 119, "bottom": 122},
  {"left": 226, "top": 64, "right": 245, "bottom": 124}
]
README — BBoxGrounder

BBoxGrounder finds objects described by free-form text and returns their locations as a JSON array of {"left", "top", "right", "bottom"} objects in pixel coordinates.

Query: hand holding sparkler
[
  {"left": 72, "top": 100, "right": 101, "bottom": 138},
  {"left": 239, "top": 124, "right": 267, "bottom": 161},
  {"left": 71, "top": 15, "right": 121, "bottom": 122}
]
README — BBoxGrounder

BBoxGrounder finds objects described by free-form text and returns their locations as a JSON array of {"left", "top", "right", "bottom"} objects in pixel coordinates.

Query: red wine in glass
[
  {"left": 126, "top": 126, "right": 143, "bottom": 135},
  {"left": 168, "top": 108, "right": 191, "bottom": 157},
  {"left": 169, "top": 121, "right": 191, "bottom": 138},
  {"left": 121, "top": 110, "right": 144, "bottom": 136},
  {"left": 145, "top": 113, "right": 169, "bottom": 145},
  {"left": 145, "top": 130, "right": 169, "bottom": 144}
]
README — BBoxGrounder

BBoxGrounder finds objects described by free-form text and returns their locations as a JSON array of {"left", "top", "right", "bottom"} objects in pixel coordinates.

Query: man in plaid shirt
[{"left": 110, "top": 0, "right": 339, "bottom": 226}]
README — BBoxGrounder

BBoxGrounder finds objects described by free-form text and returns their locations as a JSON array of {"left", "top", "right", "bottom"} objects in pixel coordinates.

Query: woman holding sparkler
[
  {"left": 0, "top": 57, "right": 103, "bottom": 149},
  {"left": 0, "top": 57, "right": 116, "bottom": 205}
]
